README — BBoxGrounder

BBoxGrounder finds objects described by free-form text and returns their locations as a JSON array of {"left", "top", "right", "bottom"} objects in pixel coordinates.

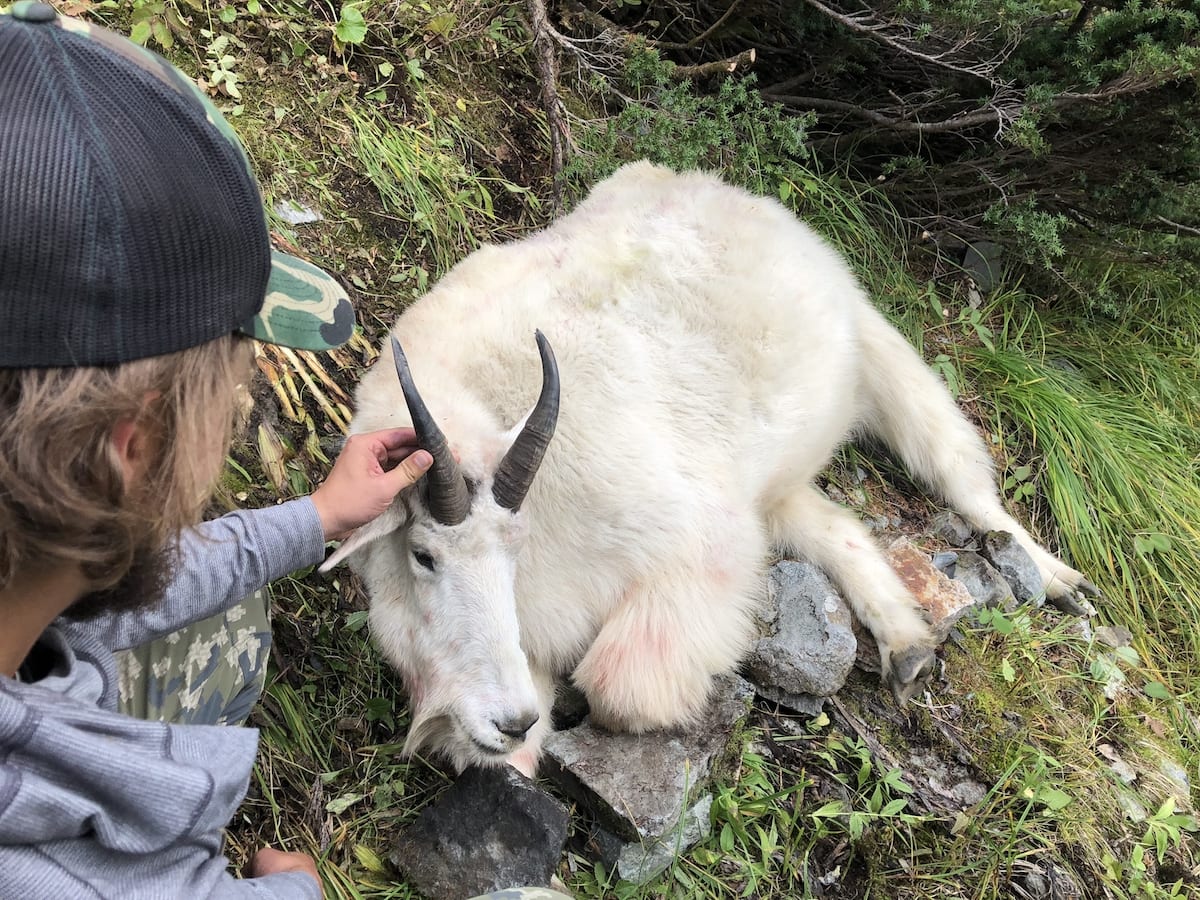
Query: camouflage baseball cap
[{"left": 0, "top": 2, "right": 354, "bottom": 367}]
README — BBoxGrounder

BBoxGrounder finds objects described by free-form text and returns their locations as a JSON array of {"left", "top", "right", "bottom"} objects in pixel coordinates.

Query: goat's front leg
[
  {"left": 573, "top": 564, "right": 760, "bottom": 732},
  {"left": 766, "top": 485, "right": 937, "bottom": 702}
]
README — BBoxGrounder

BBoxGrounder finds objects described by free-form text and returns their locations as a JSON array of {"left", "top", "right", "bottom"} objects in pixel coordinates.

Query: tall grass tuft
[{"left": 958, "top": 297, "right": 1200, "bottom": 701}]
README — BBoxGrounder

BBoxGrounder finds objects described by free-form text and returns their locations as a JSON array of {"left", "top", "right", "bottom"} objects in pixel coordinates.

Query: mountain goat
[{"left": 323, "top": 162, "right": 1094, "bottom": 775}]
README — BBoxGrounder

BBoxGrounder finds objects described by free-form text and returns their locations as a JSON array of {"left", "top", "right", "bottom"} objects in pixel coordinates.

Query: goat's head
[{"left": 322, "top": 331, "right": 559, "bottom": 770}]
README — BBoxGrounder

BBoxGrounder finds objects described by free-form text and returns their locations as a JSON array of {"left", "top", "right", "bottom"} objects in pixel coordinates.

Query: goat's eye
[{"left": 412, "top": 549, "right": 436, "bottom": 571}]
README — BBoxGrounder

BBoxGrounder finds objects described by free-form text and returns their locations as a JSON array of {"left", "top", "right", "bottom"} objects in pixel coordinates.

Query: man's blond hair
[{"left": 0, "top": 335, "right": 254, "bottom": 591}]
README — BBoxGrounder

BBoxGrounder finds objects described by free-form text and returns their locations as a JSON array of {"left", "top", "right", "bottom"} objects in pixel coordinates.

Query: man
[{"left": 0, "top": 5, "right": 563, "bottom": 897}]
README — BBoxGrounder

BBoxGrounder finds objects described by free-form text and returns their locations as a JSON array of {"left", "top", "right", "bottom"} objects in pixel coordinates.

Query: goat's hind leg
[{"left": 767, "top": 485, "right": 936, "bottom": 702}]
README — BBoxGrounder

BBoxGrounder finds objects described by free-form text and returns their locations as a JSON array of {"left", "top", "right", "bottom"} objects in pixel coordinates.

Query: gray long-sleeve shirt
[{"left": 0, "top": 499, "right": 328, "bottom": 899}]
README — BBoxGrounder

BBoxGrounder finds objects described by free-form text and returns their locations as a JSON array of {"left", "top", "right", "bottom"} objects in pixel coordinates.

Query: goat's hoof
[
  {"left": 887, "top": 647, "right": 935, "bottom": 704},
  {"left": 1047, "top": 592, "right": 1094, "bottom": 617}
]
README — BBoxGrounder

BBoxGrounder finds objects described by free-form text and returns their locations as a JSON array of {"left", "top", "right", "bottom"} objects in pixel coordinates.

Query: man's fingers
[
  {"left": 370, "top": 427, "right": 419, "bottom": 450},
  {"left": 384, "top": 449, "right": 432, "bottom": 490}
]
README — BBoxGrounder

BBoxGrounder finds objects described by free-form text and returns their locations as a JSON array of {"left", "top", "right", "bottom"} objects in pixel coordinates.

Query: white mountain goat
[{"left": 322, "top": 161, "right": 1095, "bottom": 775}]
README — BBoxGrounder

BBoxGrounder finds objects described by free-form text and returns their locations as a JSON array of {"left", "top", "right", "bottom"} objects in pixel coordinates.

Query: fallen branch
[
  {"left": 799, "top": 0, "right": 1009, "bottom": 86},
  {"left": 526, "top": 0, "right": 571, "bottom": 203},
  {"left": 672, "top": 47, "right": 756, "bottom": 80}
]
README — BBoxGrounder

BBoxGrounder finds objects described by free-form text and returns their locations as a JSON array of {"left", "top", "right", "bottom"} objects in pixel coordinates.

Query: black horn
[
  {"left": 391, "top": 336, "right": 471, "bottom": 525},
  {"left": 493, "top": 331, "right": 560, "bottom": 512}
]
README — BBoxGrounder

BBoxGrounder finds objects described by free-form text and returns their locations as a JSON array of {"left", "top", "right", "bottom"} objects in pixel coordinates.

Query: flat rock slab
[
  {"left": 745, "top": 560, "right": 857, "bottom": 707},
  {"left": 389, "top": 766, "right": 569, "bottom": 900},
  {"left": 884, "top": 538, "right": 978, "bottom": 639},
  {"left": 617, "top": 794, "right": 713, "bottom": 884},
  {"left": 542, "top": 674, "right": 753, "bottom": 843}
]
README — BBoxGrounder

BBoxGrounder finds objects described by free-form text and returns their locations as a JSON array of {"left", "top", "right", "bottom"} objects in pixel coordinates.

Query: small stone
[
  {"left": 1156, "top": 756, "right": 1192, "bottom": 807},
  {"left": 1097, "top": 743, "right": 1138, "bottom": 784},
  {"left": 617, "top": 794, "right": 713, "bottom": 884},
  {"left": 931, "top": 510, "right": 975, "bottom": 547},
  {"left": 388, "top": 766, "right": 569, "bottom": 900},
  {"left": 1093, "top": 625, "right": 1133, "bottom": 649},
  {"left": 542, "top": 675, "right": 752, "bottom": 843},
  {"left": 885, "top": 538, "right": 978, "bottom": 639},
  {"left": 746, "top": 561, "right": 857, "bottom": 699},
  {"left": 950, "top": 550, "right": 1016, "bottom": 611},
  {"left": 273, "top": 198, "right": 324, "bottom": 225},
  {"left": 982, "top": 531, "right": 1045, "bottom": 605}
]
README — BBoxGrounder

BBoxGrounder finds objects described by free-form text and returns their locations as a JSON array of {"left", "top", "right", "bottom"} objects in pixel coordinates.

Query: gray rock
[
  {"left": 617, "top": 794, "right": 713, "bottom": 885},
  {"left": 931, "top": 510, "right": 975, "bottom": 547},
  {"left": 746, "top": 561, "right": 857, "bottom": 699},
  {"left": 542, "top": 674, "right": 752, "bottom": 844},
  {"left": 962, "top": 240, "right": 1004, "bottom": 293},
  {"left": 948, "top": 550, "right": 1016, "bottom": 611},
  {"left": 1094, "top": 625, "right": 1133, "bottom": 649},
  {"left": 982, "top": 531, "right": 1045, "bottom": 605},
  {"left": 388, "top": 766, "right": 569, "bottom": 899},
  {"left": 753, "top": 683, "right": 826, "bottom": 717},
  {"left": 273, "top": 198, "right": 323, "bottom": 225}
]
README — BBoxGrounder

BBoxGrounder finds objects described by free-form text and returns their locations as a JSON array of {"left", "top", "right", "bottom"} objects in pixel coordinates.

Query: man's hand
[
  {"left": 311, "top": 428, "right": 433, "bottom": 541},
  {"left": 246, "top": 847, "right": 322, "bottom": 896}
]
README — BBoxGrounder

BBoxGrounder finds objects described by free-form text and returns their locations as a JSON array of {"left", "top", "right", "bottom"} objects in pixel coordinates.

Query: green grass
[{"left": 74, "top": 2, "right": 1200, "bottom": 897}]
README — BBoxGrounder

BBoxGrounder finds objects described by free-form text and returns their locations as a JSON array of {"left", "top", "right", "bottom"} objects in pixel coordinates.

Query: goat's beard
[{"left": 63, "top": 540, "right": 176, "bottom": 622}]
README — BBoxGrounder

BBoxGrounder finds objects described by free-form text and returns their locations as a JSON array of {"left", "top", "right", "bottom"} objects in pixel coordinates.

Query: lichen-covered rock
[
  {"left": 745, "top": 560, "right": 857, "bottom": 704},
  {"left": 389, "top": 766, "right": 569, "bottom": 900},
  {"left": 884, "top": 538, "right": 978, "bottom": 639},
  {"left": 617, "top": 794, "right": 713, "bottom": 884}
]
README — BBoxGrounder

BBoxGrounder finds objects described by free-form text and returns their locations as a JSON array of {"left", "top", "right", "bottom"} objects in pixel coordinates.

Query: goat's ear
[{"left": 318, "top": 501, "right": 407, "bottom": 572}]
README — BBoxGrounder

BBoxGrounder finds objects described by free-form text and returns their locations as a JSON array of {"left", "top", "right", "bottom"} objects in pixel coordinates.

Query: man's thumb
[{"left": 387, "top": 449, "right": 433, "bottom": 489}]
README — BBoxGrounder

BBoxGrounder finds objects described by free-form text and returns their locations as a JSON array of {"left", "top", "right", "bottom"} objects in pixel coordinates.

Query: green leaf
[
  {"left": 1000, "top": 657, "right": 1016, "bottom": 683},
  {"left": 719, "top": 821, "right": 734, "bottom": 853},
  {"left": 1037, "top": 787, "right": 1073, "bottom": 811},
  {"left": 335, "top": 4, "right": 367, "bottom": 45},
  {"left": 218, "top": 5, "right": 237, "bottom": 24},
  {"left": 129, "top": 20, "right": 153, "bottom": 45},
  {"left": 881, "top": 798, "right": 908, "bottom": 816},
  {"left": 325, "top": 792, "right": 366, "bottom": 815},
  {"left": 150, "top": 19, "right": 173, "bottom": 50},
  {"left": 1144, "top": 680, "right": 1173, "bottom": 700},
  {"left": 345, "top": 610, "right": 370, "bottom": 632},
  {"left": 811, "top": 800, "right": 848, "bottom": 818},
  {"left": 427, "top": 11, "right": 457, "bottom": 35}
]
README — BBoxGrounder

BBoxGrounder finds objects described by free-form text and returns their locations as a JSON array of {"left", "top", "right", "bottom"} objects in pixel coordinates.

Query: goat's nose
[{"left": 493, "top": 712, "right": 539, "bottom": 740}]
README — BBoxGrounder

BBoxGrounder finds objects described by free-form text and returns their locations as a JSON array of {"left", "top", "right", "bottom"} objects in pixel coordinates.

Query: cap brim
[{"left": 238, "top": 249, "right": 355, "bottom": 350}]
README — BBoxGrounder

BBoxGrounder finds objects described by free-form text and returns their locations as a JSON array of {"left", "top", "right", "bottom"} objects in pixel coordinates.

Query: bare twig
[
  {"left": 1155, "top": 215, "right": 1200, "bottom": 238},
  {"left": 798, "top": 0, "right": 1008, "bottom": 85},
  {"left": 655, "top": 0, "right": 746, "bottom": 50}
]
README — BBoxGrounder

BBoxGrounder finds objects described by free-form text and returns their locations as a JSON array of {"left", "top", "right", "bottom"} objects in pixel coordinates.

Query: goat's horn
[
  {"left": 493, "top": 331, "right": 560, "bottom": 512},
  {"left": 391, "top": 336, "right": 470, "bottom": 526}
]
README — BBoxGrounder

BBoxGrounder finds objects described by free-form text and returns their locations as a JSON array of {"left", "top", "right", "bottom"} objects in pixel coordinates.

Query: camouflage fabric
[
  {"left": 116, "top": 591, "right": 271, "bottom": 726},
  {"left": 11, "top": 1, "right": 354, "bottom": 353},
  {"left": 116, "top": 596, "right": 574, "bottom": 897}
]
